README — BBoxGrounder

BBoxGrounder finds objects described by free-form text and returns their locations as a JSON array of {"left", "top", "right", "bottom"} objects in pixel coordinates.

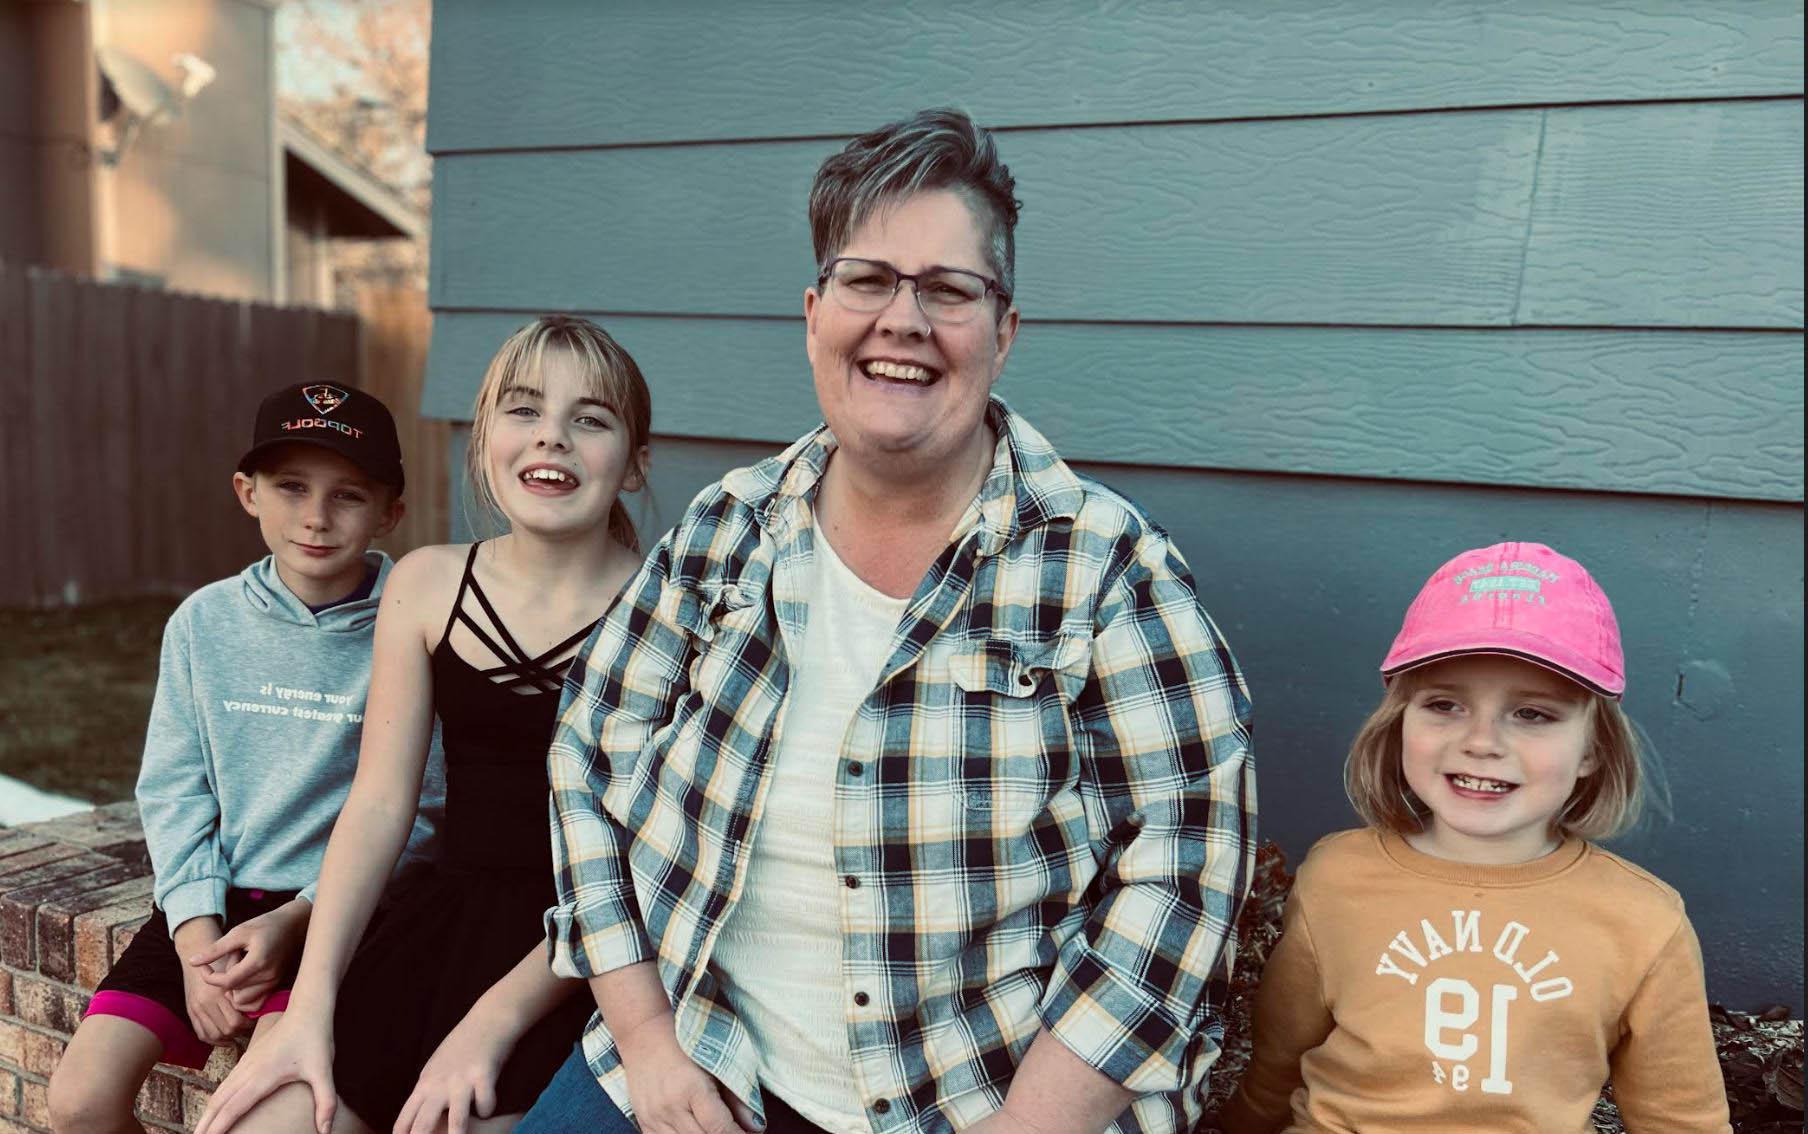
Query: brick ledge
[{"left": 0, "top": 802, "right": 236, "bottom": 1132}]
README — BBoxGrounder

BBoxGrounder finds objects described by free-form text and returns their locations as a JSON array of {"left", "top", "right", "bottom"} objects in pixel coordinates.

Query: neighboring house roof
[{"left": 281, "top": 113, "right": 422, "bottom": 241}]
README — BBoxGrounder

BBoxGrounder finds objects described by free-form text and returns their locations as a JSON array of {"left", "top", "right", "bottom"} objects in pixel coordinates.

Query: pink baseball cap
[{"left": 1381, "top": 541, "right": 1625, "bottom": 698}]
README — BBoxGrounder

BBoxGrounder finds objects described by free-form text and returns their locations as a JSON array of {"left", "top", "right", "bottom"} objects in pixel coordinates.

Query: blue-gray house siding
[{"left": 424, "top": 2, "right": 1804, "bottom": 1008}]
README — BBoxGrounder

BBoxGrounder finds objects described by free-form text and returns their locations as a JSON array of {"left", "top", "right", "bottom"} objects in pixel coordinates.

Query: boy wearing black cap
[
  {"left": 48, "top": 383, "right": 440, "bottom": 1124},
  {"left": 231, "top": 381, "right": 408, "bottom": 609}
]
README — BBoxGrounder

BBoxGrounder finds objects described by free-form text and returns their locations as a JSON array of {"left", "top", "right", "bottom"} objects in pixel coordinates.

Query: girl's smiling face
[
  {"left": 1400, "top": 654, "right": 1597, "bottom": 865},
  {"left": 484, "top": 347, "right": 644, "bottom": 539}
]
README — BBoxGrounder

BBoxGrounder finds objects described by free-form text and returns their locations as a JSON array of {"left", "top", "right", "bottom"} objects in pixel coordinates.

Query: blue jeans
[
  {"left": 520, "top": 1043, "right": 827, "bottom": 1134},
  {"left": 517, "top": 1044, "right": 637, "bottom": 1134}
]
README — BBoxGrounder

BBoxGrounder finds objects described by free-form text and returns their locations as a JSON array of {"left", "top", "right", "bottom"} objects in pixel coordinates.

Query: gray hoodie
[{"left": 137, "top": 550, "right": 442, "bottom": 929}]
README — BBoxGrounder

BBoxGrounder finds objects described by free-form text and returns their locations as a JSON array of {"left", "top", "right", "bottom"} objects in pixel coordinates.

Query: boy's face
[{"left": 232, "top": 444, "right": 403, "bottom": 607}]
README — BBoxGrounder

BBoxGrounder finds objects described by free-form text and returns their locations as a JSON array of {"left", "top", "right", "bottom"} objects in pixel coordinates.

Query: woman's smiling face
[{"left": 804, "top": 188, "right": 1018, "bottom": 475}]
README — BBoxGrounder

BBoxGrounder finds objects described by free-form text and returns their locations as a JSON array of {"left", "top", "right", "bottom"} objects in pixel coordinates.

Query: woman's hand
[
  {"left": 193, "top": 1007, "right": 338, "bottom": 1134},
  {"left": 180, "top": 955, "right": 250, "bottom": 1044},
  {"left": 191, "top": 898, "right": 312, "bottom": 1011},
  {"left": 392, "top": 1013, "right": 511, "bottom": 1134},
  {"left": 962, "top": 1111, "right": 1043, "bottom": 1134},
  {"left": 616, "top": 1011, "right": 759, "bottom": 1134}
]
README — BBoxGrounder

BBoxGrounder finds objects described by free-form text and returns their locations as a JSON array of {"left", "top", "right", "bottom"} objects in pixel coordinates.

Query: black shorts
[{"left": 87, "top": 887, "right": 300, "bottom": 1068}]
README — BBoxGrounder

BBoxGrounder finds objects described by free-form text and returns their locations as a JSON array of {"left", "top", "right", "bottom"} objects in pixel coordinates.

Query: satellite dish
[
  {"left": 97, "top": 47, "right": 180, "bottom": 123},
  {"left": 174, "top": 54, "right": 218, "bottom": 101},
  {"left": 95, "top": 46, "right": 218, "bottom": 166}
]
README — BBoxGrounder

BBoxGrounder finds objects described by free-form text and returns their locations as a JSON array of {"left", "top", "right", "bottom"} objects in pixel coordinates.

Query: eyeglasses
[{"left": 817, "top": 257, "right": 1009, "bottom": 325}]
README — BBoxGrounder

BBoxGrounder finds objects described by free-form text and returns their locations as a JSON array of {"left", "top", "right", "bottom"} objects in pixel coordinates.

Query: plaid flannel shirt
[{"left": 547, "top": 399, "right": 1255, "bottom": 1134}]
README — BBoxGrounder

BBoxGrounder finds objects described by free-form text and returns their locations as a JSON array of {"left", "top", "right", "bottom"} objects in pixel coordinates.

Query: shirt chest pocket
[
  {"left": 945, "top": 633, "right": 1092, "bottom": 801},
  {"left": 665, "top": 581, "right": 755, "bottom": 643},
  {"left": 642, "top": 580, "right": 777, "bottom": 846},
  {"left": 661, "top": 581, "right": 773, "bottom": 740},
  {"left": 949, "top": 633, "right": 1091, "bottom": 704}
]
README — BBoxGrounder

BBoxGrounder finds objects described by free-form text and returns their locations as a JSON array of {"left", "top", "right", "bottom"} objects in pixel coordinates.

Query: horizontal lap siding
[
  {"left": 431, "top": 100, "right": 1803, "bottom": 328},
  {"left": 426, "top": 316, "right": 1804, "bottom": 501},
  {"left": 1520, "top": 102, "right": 1806, "bottom": 325},
  {"left": 428, "top": 1, "right": 1804, "bottom": 151},
  {"left": 424, "top": 100, "right": 1804, "bottom": 502}
]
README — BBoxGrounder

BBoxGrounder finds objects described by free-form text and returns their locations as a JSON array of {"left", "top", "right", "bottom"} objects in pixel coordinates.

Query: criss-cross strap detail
[{"left": 441, "top": 543, "right": 595, "bottom": 694}]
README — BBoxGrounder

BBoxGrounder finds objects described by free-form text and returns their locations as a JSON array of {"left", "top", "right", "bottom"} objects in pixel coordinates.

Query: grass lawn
[{"left": 0, "top": 597, "right": 178, "bottom": 803}]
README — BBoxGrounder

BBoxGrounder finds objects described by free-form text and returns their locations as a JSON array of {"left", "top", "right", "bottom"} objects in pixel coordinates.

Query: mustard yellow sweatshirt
[{"left": 1220, "top": 829, "right": 1730, "bottom": 1134}]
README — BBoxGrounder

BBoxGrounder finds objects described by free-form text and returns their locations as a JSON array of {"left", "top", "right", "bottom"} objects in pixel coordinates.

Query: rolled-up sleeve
[
  {"left": 1037, "top": 532, "right": 1256, "bottom": 1091},
  {"left": 545, "top": 529, "right": 696, "bottom": 979}
]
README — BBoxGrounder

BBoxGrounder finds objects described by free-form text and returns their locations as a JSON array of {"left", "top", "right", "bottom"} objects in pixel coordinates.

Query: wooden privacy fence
[
  {"left": 356, "top": 287, "right": 449, "bottom": 565},
  {"left": 0, "top": 263, "right": 445, "bottom": 607}
]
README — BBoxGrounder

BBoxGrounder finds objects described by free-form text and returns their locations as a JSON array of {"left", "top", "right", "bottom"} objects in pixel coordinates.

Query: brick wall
[{"left": 0, "top": 803, "right": 238, "bottom": 1132}]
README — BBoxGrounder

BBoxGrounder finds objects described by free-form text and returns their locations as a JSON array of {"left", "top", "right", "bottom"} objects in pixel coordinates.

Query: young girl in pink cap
[{"left": 1221, "top": 541, "right": 1730, "bottom": 1134}]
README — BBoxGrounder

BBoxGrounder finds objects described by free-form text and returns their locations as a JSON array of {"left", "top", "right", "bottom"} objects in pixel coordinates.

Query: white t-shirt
[{"left": 711, "top": 526, "right": 908, "bottom": 1133}]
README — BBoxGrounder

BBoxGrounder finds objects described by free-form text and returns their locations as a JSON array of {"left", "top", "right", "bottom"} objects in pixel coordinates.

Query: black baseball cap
[{"left": 237, "top": 382, "right": 406, "bottom": 491}]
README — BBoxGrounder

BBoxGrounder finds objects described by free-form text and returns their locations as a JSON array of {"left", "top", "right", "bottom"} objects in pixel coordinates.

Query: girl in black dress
[{"left": 196, "top": 316, "right": 652, "bottom": 1134}]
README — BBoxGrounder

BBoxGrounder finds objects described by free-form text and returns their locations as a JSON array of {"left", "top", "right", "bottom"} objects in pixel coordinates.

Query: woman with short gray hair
[{"left": 525, "top": 107, "right": 1256, "bottom": 1134}]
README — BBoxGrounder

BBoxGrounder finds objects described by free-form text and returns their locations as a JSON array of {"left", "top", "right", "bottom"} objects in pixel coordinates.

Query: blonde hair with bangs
[
  {"left": 1344, "top": 664, "right": 1647, "bottom": 842},
  {"left": 466, "top": 316, "right": 651, "bottom": 551}
]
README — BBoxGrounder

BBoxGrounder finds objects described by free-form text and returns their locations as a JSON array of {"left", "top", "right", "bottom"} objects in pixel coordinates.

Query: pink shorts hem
[
  {"left": 249, "top": 989, "right": 290, "bottom": 1016},
  {"left": 84, "top": 991, "right": 213, "bottom": 1069}
]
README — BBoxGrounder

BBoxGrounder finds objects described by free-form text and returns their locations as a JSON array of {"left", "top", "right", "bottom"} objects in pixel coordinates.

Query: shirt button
[
  {"left": 843, "top": 874, "right": 860, "bottom": 889},
  {"left": 872, "top": 1099, "right": 890, "bottom": 1115},
  {"left": 847, "top": 760, "right": 864, "bottom": 776},
  {"left": 853, "top": 991, "right": 870, "bottom": 1006}
]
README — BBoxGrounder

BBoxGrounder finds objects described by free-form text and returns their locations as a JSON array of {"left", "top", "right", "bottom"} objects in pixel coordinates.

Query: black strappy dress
[{"left": 332, "top": 543, "right": 607, "bottom": 1125}]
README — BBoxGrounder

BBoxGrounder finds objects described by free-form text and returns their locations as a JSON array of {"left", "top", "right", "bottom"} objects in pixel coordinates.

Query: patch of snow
[{"left": 0, "top": 772, "right": 93, "bottom": 826}]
